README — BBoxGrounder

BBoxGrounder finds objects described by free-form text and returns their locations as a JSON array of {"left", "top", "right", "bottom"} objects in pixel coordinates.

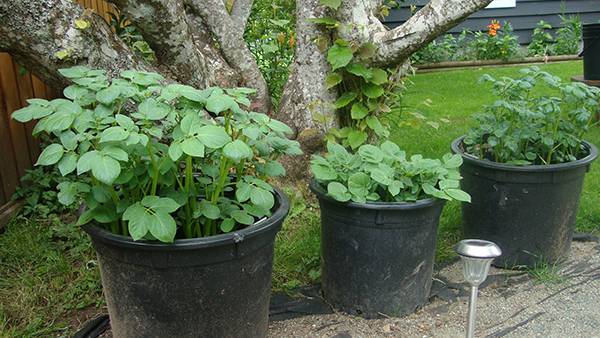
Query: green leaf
[
  {"left": 348, "top": 172, "right": 370, "bottom": 198},
  {"left": 388, "top": 180, "right": 403, "bottom": 196},
  {"left": 327, "top": 43, "right": 353, "bottom": 70},
  {"left": 443, "top": 153, "right": 463, "bottom": 168},
  {"left": 196, "top": 125, "right": 231, "bottom": 149},
  {"left": 369, "top": 68, "right": 388, "bottom": 85},
  {"left": 250, "top": 187, "right": 275, "bottom": 210},
  {"left": 138, "top": 98, "right": 171, "bottom": 120},
  {"left": 59, "top": 130, "right": 78, "bottom": 151},
  {"left": 350, "top": 102, "right": 369, "bottom": 119},
  {"left": 358, "top": 144, "right": 384, "bottom": 163},
  {"left": 101, "top": 146, "right": 128, "bottom": 162},
  {"left": 96, "top": 85, "right": 121, "bottom": 105},
  {"left": 168, "top": 141, "right": 183, "bottom": 161},
  {"left": 197, "top": 200, "right": 220, "bottom": 220},
  {"left": 206, "top": 92, "right": 237, "bottom": 114},
  {"left": 256, "top": 161, "right": 286, "bottom": 177},
  {"left": 346, "top": 63, "right": 372, "bottom": 80},
  {"left": 115, "top": 114, "right": 136, "bottom": 130},
  {"left": 267, "top": 119, "right": 293, "bottom": 135},
  {"left": 334, "top": 92, "right": 357, "bottom": 108},
  {"left": 100, "top": 126, "right": 129, "bottom": 143},
  {"left": 181, "top": 137, "right": 205, "bottom": 157},
  {"left": 58, "top": 153, "right": 77, "bottom": 176},
  {"left": 319, "top": 0, "right": 341, "bottom": 9},
  {"left": 123, "top": 203, "right": 149, "bottom": 240},
  {"left": 445, "top": 189, "right": 471, "bottom": 203},
  {"left": 236, "top": 182, "right": 253, "bottom": 203},
  {"left": 231, "top": 210, "right": 254, "bottom": 225},
  {"left": 365, "top": 116, "right": 387, "bottom": 136},
  {"left": 59, "top": 66, "right": 90, "bottom": 78},
  {"left": 142, "top": 196, "right": 180, "bottom": 213},
  {"left": 36, "top": 144, "right": 64, "bottom": 166},
  {"left": 347, "top": 130, "right": 367, "bottom": 149},
  {"left": 327, "top": 182, "right": 351, "bottom": 202},
  {"left": 325, "top": 73, "right": 343, "bottom": 89},
  {"left": 77, "top": 150, "right": 100, "bottom": 174},
  {"left": 220, "top": 218, "right": 236, "bottom": 232},
  {"left": 42, "top": 110, "right": 77, "bottom": 132},
  {"left": 57, "top": 181, "right": 88, "bottom": 205},
  {"left": 147, "top": 212, "right": 177, "bottom": 243},
  {"left": 223, "top": 140, "right": 254, "bottom": 162},
  {"left": 362, "top": 83, "right": 384, "bottom": 98},
  {"left": 91, "top": 154, "right": 121, "bottom": 184}
]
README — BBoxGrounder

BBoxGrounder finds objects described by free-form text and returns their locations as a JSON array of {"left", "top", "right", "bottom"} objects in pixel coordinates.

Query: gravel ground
[{"left": 268, "top": 240, "right": 600, "bottom": 338}]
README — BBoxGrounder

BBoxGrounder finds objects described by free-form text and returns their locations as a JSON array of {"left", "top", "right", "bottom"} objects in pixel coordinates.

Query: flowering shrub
[{"left": 470, "top": 20, "right": 520, "bottom": 60}]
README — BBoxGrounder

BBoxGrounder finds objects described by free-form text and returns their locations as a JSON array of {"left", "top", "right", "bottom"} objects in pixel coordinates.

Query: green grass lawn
[{"left": 2, "top": 60, "right": 599, "bottom": 336}]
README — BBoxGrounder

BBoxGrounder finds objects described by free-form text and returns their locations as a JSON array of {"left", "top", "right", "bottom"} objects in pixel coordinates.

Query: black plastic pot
[
  {"left": 582, "top": 23, "right": 600, "bottom": 80},
  {"left": 83, "top": 188, "right": 289, "bottom": 338},
  {"left": 310, "top": 180, "right": 445, "bottom": 318},
  {"left": 451, "top": 137, "right": 597, "bottom": 268}
]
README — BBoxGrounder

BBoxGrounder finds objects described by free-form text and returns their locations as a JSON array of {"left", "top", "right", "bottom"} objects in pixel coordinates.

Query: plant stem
[{"left": 184, "top": 156, "right": 193, "bottom": 238}]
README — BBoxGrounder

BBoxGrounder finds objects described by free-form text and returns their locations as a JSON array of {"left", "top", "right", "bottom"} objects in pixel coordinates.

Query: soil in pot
[
  {"left": 84, "top": 188, "right": 289, "bottom": 338},
  {"left": 310, "top": 180, "right": 445, "bottom": 318},
  {"left": 452, "top": 137, "right": 598, "bottom": 268}
]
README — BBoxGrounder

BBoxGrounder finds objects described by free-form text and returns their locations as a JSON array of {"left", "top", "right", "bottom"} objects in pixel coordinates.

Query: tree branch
[
  {"left": 230, "top": 0, "right": 254, "bottom": 36},
  {"left": 186, "top": 0, "right": 270, "bottom": 112},
  {"left": 0, "top": 0, "right": 154, "bottom": 89},
  {"left": 107, "top": 0, "right": 215, "bottom": 88},
  {"left": 372, "top": 0, "right": 493, "bottom": 66}
]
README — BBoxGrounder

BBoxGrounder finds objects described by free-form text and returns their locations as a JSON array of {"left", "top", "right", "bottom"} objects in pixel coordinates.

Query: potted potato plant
[
  {"left": 12, "top": 67, "right": 301, "bottom": 338},
  {"left": 452, "top": 67, "right": 599, "bottom": 268},
  {"left": 310, "top": 142, "right": 470, "bottom": 317},
  {"left": 309, "top": 30, "right": 470, "bottom": 318}
]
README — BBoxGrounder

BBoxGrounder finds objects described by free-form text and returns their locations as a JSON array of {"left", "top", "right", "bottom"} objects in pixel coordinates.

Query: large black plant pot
[
  {"left": 83, "top": 188, "right": 289, "bottom": 338},
  {"left": 452, "top": 137, "right": 597, "bottom": 268},
  {"left": 310, "top": 180, "right": 444, "bottom": 318}
]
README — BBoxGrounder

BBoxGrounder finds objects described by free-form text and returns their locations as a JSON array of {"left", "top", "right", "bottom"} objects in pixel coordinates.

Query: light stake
[{"left": 455, "top": 239, "right": 502, "bottom": 338}]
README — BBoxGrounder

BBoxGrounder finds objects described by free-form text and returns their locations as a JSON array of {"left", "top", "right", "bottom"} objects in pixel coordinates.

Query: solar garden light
[{"left": 455, "top": 239, "right": 502, "bottom": 338}]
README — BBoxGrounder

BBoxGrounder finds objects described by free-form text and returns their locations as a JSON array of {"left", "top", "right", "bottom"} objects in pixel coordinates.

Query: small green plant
[
  {"left": 528, "top": 20, "right": 554, "bottom": 57},
  {"left": 464, "top": 66, "right": 600, "bottom": 165},
  {"left": 527, "top": 261, "right": 566, "bottom": 284},
  {"left": 108, "top": 8, "right": 156, "bottom": 63},
  {"left": 470, "top": 20, "right": 520, "bottom": 60},
  {"left": 12, "top": 167, "right": 75, "bottom": 217},
  {"left": 12, "top": 66, "right": 301, "bottom": 243},
  {"left": 554, "top": 14, "right": 582, "bottom": 55},
  {"left": 311, "top": 141, "right": 470, "bottom": 203}
]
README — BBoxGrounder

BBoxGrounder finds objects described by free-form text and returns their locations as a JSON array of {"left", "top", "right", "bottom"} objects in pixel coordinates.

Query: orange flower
[
  {"left": 289, "top": 32, "right": 295, "bottom": 49},
  {"left": 487, "top": 20, "right": 501, "bottom": 36},
  {"left": 277, "top": 32, "right": 286, "bottom": 45}
]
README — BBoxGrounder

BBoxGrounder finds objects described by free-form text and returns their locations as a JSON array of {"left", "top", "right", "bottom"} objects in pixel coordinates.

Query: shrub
[{"left": 470, "top": 20, "right": 520, "bottom": 60}]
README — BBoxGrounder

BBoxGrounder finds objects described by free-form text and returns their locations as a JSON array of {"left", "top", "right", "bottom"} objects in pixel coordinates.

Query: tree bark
[
  {"left": 186, "top": 0, "right": 271, "bottom": 112},
  {"left": 276, "top": 0, "right": 337, "bottom": 143},
  {"left": 107, "top": 0, "right": 216, "bottom": 88},
  {"left": 0, "top": 0, "right": 153, "bottom": 89}
]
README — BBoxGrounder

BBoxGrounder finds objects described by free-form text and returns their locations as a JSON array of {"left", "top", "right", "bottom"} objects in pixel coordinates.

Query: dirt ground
[{"left": 268, "top": 240, "right": 600, "bottom": 338}]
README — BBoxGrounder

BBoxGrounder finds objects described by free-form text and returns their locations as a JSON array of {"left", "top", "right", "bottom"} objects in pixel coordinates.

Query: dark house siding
[{"left": 386, "top": 0, "right": 600, "bottom": 44}]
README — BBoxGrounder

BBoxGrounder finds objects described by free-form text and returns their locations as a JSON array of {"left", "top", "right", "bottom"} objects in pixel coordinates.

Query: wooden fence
[{"left": 0, "top": 0, "right": 113, "bottom": 222}]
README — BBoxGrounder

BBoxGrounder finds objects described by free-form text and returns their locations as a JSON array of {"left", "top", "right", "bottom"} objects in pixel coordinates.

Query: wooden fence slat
[
  {"left": 0, "top": 70, "right": 20, "bottom": 203},
  {"left": 13, "top": 62, "right": 40, "bottom": 164},
  {"left": 0, "top": 54, "right": 32, "bottom": 176}
]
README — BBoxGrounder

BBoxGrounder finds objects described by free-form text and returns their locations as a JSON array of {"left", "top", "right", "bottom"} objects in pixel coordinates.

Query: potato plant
[
  {"left": 12, "top": 67, "right": 301, "bottom": 243},
  {"left": 311, "top": 141, "right": 470, "bottom": 203},
  {"left": 464, "top": 67, "right": 600, "bottom": 165}
]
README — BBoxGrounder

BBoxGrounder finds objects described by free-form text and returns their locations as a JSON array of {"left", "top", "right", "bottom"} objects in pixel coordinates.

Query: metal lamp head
[{"left": 455, "top": 239, "right": 502, "bottom": 286}]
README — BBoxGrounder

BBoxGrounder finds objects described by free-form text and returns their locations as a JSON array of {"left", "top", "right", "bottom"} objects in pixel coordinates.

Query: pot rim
[
  {"left": 309, "top": 179, "right": 443, "bottom": 210},
  {"left": 451, "top": 136, "right": 598, "bottom": 172},
  {"left": 82, "top": 187, "right": 290, "bottom": 251}
]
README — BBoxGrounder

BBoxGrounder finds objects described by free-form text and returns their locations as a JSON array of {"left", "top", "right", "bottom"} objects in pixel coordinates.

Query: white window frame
[{"left": 486, "top": 0, "right": 517, "bottom": 9}]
